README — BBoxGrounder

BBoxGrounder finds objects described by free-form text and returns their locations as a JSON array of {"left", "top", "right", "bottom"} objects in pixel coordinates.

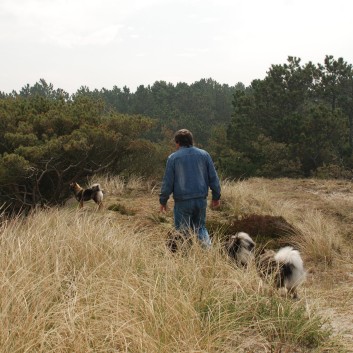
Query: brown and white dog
[
  {"left": 256, "top": 246, "right": 306, "bottom": 299},
  {"left": 69, "top": 182, "right": 104, "bottom": 210}
]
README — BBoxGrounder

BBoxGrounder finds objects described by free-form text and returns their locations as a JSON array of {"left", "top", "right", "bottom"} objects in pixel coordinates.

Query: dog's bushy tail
[
  {"left": 90, "top": 183, "right": 102, "bottom": 192},
  {"left": 274, "top": 246, "right": 303, "bottom": 269},
  {"left": 274, "top": 246, "right": 306, "bottom": 289}
]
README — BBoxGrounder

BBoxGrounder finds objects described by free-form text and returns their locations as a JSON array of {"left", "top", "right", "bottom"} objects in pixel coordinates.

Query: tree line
[
  {"left": 0, "top": 55, "right": 352, "bottom": 212},
  {"left": 223, "top": 55, "right": 353, "bottom": 178},
  {"left": 0, "top": 93, "right": 166, "bottom": 213}
]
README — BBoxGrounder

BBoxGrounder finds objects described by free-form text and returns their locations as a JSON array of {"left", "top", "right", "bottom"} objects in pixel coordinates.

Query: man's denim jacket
[{"left": 159, "top": 146, "right": 221, "bottom": 205}]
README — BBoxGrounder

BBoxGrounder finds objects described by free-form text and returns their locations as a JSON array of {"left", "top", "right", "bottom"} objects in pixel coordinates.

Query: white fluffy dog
[{"left": 256, "top": 246, "right": 306, "bottom": 299}]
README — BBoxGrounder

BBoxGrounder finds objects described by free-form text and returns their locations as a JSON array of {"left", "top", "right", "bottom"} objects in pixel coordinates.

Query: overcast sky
[{"left": 1, "top": 0, "right": 352, "bottom": 94}]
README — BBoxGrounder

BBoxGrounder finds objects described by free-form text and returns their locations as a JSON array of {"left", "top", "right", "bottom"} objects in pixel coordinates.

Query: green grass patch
[{"left": 107, "top": 203, "right": 136, "bottom": 215}]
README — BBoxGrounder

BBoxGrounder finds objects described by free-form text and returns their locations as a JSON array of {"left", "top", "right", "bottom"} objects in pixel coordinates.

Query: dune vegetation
[{"left": 1, "top": 175, "right": 352, "bottom": 352}]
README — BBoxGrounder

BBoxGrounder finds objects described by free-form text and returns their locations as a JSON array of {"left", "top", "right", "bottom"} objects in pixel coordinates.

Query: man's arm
[
  {"left": 159, "top": 157, "right": 174, "bottom": 209},
  {"left": 207, "top": 154, "right": 221, "bottom": 201}
]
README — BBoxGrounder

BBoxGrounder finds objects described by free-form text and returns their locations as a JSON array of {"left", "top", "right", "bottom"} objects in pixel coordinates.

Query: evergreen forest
[{"left": 1, "top": 55, "right": 353, "bottom": 212}]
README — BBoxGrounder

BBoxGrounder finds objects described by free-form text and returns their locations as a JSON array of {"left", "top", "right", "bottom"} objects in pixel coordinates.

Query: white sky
[{"left": 1, "top": 0, "right": 352, "bottom": 94}]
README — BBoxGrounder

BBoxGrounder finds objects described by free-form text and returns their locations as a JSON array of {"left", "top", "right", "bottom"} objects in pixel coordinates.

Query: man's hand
[
  {"left": 160, "top": 204, "right": 167, "bottom": 213},
  {"left": 211, "top": 199, "right": 220, "bottom": 209}
]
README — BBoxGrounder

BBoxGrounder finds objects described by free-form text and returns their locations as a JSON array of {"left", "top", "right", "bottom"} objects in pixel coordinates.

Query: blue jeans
[{"left": 173, "top": 198, "right": 211, "bottom": 247}]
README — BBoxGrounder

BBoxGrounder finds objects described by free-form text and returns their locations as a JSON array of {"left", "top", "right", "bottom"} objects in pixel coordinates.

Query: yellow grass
[{"left": 1, "top": 176, "right": 352, "bottom": 352}]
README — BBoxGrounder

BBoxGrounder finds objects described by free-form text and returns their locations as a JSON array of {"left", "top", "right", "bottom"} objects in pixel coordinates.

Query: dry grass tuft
[
  {"left": 90, "top": 174, "right": 126, "bottom": 196},
  {"left": 221, "top": 178, "right": 301, "bottom": 220},
  {"left": 1, "top": 176, "right": 352, "bottom": 352},
  {"left": 289, "top": 210, "right": 342, "bottom": 265}
]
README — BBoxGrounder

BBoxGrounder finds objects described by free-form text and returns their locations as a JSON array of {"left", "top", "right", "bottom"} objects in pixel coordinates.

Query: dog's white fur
[
  {"left": 274, "top": 246, "right": 306, "bottom": 295},
  {"left": 257, "top": 245, "right": 306, "bottom": 299}
]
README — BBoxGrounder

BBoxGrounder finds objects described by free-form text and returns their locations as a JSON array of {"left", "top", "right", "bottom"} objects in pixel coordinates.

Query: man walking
[{"left": 159, "top": 129, "right": 221, "bottom": 247}]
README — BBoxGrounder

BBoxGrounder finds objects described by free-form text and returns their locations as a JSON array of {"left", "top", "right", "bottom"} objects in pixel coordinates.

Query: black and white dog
[
  {"left": 226, "top": 232, "right": 255, "bottom": 267},
  {"left": 256, "top": 246, "right": 306, "bottom": 299},
  {"left": 226, "top": 231, "right": 306, "bottom": 298}
]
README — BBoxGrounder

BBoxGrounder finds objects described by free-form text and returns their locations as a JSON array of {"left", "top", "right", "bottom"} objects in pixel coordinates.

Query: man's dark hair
[{"left": 174, "top": 129, "right": 193, "bottom": 147}]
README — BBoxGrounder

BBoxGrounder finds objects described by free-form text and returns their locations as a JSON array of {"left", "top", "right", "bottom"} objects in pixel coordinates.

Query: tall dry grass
[
  {"left": 0, "top": 177, "right": 348, "bottom": 352},
  {"left": 221, "top": 178, "right": 343, "bottom": 266}
]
